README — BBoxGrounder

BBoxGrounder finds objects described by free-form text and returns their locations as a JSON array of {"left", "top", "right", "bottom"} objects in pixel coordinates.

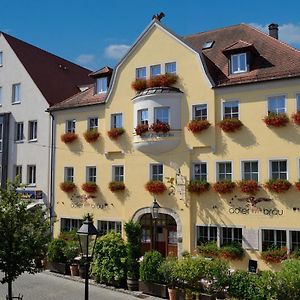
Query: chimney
[{"left": 268, "top": 23, "right": 279, "bottom": 39}]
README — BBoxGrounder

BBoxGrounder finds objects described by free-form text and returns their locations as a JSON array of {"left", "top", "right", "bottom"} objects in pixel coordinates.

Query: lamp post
[
  {"left": 77, "top": 215, "right": 98, "bottom": 300},
  {"left": 150, "top": 198, "right": 160, "bottom": 251}
]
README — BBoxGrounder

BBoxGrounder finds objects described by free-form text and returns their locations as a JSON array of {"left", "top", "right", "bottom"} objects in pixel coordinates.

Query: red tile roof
[{"left": 2, "top": 32, "right": 94, "bottom": 106}]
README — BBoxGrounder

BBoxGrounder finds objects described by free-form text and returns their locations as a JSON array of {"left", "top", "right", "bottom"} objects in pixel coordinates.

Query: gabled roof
[
  {"left": 222, "top": 40, "right": 254, "bottom": 52},
  {"left": 1, "top": 32, "right": 94, "bottom": 106},
  {"left": 89, "top": 66, "right": 113, "bottom": 77}
]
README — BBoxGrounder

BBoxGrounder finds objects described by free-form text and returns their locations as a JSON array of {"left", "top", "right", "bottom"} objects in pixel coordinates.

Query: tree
[{"left": 0, "top": 180, "right": 50, "bottom": 300}]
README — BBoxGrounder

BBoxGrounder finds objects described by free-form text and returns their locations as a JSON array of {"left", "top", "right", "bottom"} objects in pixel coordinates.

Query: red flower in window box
[
  {"left": 83, "top": 130, "right": 100, "bottom": 143},
  {"left": 261, "top": 247, "right": 288, "bottom": 263},
  {"left": 265, "top": 179, "right": 291, "bottom": 193},
  {"left": 145, "top": 180, "right": 167, "bottom": 194},
  {"left": 238, "top": 180, "right": 260, "bottom": 195},
  {"left": 218, "top": 118, "right": 243, "bottom": 132},
  {"left": 81, "top": 182, "right": 98, "bottom": 193},
  {"left": 109, "top": 181, "right": 125, "bottom": 192},
  {"left": 291, "top": 111, "right": 300, "bottom": 125},
  {"left": 107, "top": 127, "right": 125, "bottom": 139},
  {"left": 131, "top": 79, "right": 147, "bottom": 92},
  {"left": 60, "top": 182, "right": 76, "bottom": 193},
  {"left": 150, "top": 122, "right": 170, "bottom": 133},
  {"left": 135, "top": 123, "right": 149, "bottom": 136},
  {"left": 187, "top": 119, "right": 211, "bottom": 133},
  {"left": 147, "top": 74, "right": 178, "bottom": 88},
  {"left": 295, "top": 181, "right": 300, "bottom": 191},
  {"left": 263, "top": 112, "right": 289, "bottom": 127},
  {"left": 213, "top": 180, "right": 236, "bottom": 194},
  {"left": 188, "top": 180, "right": 210, "bottom": 194},
  {"left": 61, "top": 132, "right": 78, "bottom": 143}
]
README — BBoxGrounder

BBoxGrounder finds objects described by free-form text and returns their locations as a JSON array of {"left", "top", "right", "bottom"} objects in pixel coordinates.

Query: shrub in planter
[
  {"left": 147, "top": 74, "right": 178, "bottom": 88},
  {"left": 140, "top": 250, "right": 164, "bottom": 283},
  {"left": 238, "top": 179, "right": 260, "bottom": 195},
  {"left": 188, "top": 180, "right": 210, "bottom": 194},
  {"left": 150, "top": 122, "right": 170, "bottom": 133},
  {"left": 131, "top": 79, "right": 147, "bottom": 92},
  {"left": 218, "top": 118, "right": 243, "bottom": 132},
  {"left": 83, "top": 129, "right": 100, "bottom": 143},
  {"left": 263, "top": 112, "right": 289, "bottom": 127},
  {"left": 220, "top": 243, "right": 244, "bottom": 260},
  {"left": 81, "top": 182, "right": 98, "bottom": 193},
  {"left": 109, "top": 181, "right": 125, "bottom": 192},
  {"left": 265, "top": 179, "right": 291, "bottom": 193},
  {"left": 145, "top": 180, "right": 167, "bottom": 194},
  {"left": 158, "top": 256, "right": 177, "bottom": 288},
  {"left": 60, "top": 182, "right": 76, "bottom": 193},
  {"left": 107, "top": 127, "right": 125, "bottom": 139},
  {"left": 295, "top": 181, "right": 300, "bottom": 191},
  {"left": 47, "top": 239, "right": 68, "bottom": 263},
  {"left": 187, "top": 119, "right": 211, "bottom": 134},
  {"left": 61, "top": 132, "right": 78, "bottom": 143},
  {"left": 135, "top": 123, "right": 149, "bottom": 136},
  {"left": 63, "top": 240, "right": 80, "bottom": 264},
  {"left": 213, "top": 180, "right": 236, "bottom": 194},
  {"left": 197, "top": 241, "right": 220, "bottom": 258},
  {"left": 291, "top": 111, "right": 300, "bottom": 125},
  {"left": 261, "top": 247, "right": 288, "bottom": 263}
]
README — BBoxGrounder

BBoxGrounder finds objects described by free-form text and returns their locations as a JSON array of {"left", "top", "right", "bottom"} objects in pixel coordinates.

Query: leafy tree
[{"left": 0, "top": 180, "right": 50, "bottom": 300}]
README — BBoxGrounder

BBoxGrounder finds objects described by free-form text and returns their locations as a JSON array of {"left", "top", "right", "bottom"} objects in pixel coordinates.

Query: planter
[
  {"left": 168, "top": 288, "right": 177, "bottom": 300},
  {"left": 60, "top": 182, "right": 76, "bottom": 193},
  {"left": 135, "top": 123, "right": 149, "bottom": 136},
  {"left": 109, "top": 181, "right": 125, "bottom": 192},
  {"left": 197, "top": 242, "right": 220, "bottom": 258},
  {"left": 261, "top": 247, "right": 288, "bottom": 263},
  {"left": 213, "top": 181, "right": 236, "bottom": 194},
  {"left": 263, "top": 112, "right": 289, "bottom": 127},
  {"left": 220, "top": 243, "right": 244, "bottom": 260},
  {"left": 187, "top": 120, "right": 211, "bottom": 134},
  {"left": 265, "top": 179, "right": 291, "bottom": 193},
  {"left": 107, "top": 127, "right": 125, "bottom": 139},
  {"left": 145, "top": 180, "right": 167, "bottom": 194},
  {"left": 139, "top": 281, "right": 168, "bottom": 298},
  {"left": 81, "top": 182, "right": 98, "bottom": 193},
  {"left": 188, "top": 180, "right": 210, "bottom": 194},
  {"left": 200, "top": 293, "right": 217, "bottom": 300},
  {"left": 61, "top": 132, "right": 78, "bottom": 143},
  {"left": 83, "top": 130, "right": 100, "bottom": 143},
  {"left": 238, "top": 180, "right": 260, "bottom": 195},
  {"left": 48, "top": 262, "right": 70, "bottom": 275},
  {"left": 292, "top": 111, "right": 300, "bottom": 125},
  {"left": 150, "top": 122, "right": 170, "bottom": 133},
  {"left": 127, "top": 278, "right": 139, "bottom": 291},
  {"left": 131, "top": 79, "right": 147, "bottom": 92},
  {"left": 295, "top": 181, "right": 300, "bottom": 191},
  {"left": 70, "top": 264, "right": 79, "bottom": 276},
  {"left": 218, "top": 118, "right": 243, "bottom": 132}
]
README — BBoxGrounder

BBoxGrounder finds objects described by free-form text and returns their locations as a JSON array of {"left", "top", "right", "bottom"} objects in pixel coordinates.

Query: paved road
[{"left": 0, "top": 272, "right": 154, "bottom": 300}]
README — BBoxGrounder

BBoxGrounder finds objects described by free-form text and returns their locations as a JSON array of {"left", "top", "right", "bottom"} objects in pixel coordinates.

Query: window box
[
  {"left": 265, "top": 179, "right": 291, "bottom": 193},
  {"left": 291, "top": 111, "right": 300, "bottom": 125},
  {"left": 238, "top": 180, "right": 260, "bottom": 195},
  {"left": 188, "top": 180, "right": 210, "bottom": 194},
  {"left": 60, "top": 182, "right": 76, "bottom": 193},
  {"left": 295, "top": 181, "right": 300, "bottom": 192},
  {"left": 197, "top": 241, "right": 220, "bottom": 258},
  {"left": 220, "top": 243, "right": 244, "bottom": 260},
  {"left": 147, "top": 74, "right": 178, "bottom": 88},
  {"left": 131, "top": 79, "right": 147, "bottom": 92},
  {"left": 213, "top": 180, "right": 236, "bottom": 194},
  {"left": 150, "top": 122, "right": 170, "bottom": 133},
  {"left": 83, "top": 130, "right": 100, "bottom": 143},
  {"left": 187, "top": 119, "right": 211, "bottom": 134},
  {"left": 61, "top": 132, "right": 78, "bottom": 144},
  {"left": 145, "top": 180, "right": 166, "bottom": 195},
  {"left": 261, "top": 247, "right": 288, "bottom": 263},
  {"left": 81, "top": 182, "right": 98, "bottom": 194},
  {"left": 263, "top": 112, "right": 289, "bottom": 127},
  {"left": 107, "top": 127, "right": 125, "bottom": 139},
  {"left": 218, "top": 119, "right": 243, "bottom": 133},
  {"left": 135, "top": 123, "right": 149, "bottom": 136},
  {"left": 109, "top": 181, "right": 125, "bottom": 192}
]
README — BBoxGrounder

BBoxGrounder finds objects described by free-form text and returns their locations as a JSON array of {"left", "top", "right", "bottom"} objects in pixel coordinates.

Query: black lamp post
[
  {"left": 77, "top": 215, "right": 98, "bottom": 300},
  {"left": 150, "top": 198, "right": 160, "bottom": 251}
]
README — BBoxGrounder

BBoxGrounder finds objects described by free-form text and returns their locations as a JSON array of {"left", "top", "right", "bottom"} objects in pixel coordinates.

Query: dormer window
[
  {"left": 231, "top": 53, "right": 247, "bottom": 74},
  {"left": 96, "top": 77, "right": 107, "bottom": 93},
  {"left": 0, "top": 52, "right": 3, "bottom": 66}
]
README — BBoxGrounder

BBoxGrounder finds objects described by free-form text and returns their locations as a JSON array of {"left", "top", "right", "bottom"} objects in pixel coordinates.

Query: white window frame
[
  {"left": 111, "top": 113, "right": 123, "bottom": 129},
  {"left": 97, "top": 220, "right": 122, "bottom": 236},
  {"left": 0, "top": 51, "right": 3, "bottom": 67},
  {"left": 150, "top": 163, "right": 164, "bottom": 181},
  {"left": 221, "top": 226, "right": 243, "bottom": 246},
  {"left": 12, "top": 83, "right": 21, "bottom": 104},
  {"left": 154, "top": 107, "right": 170, "bottom": 124},
  {"left": 261, "top": 228, "right": 287, "bottom": 251},
  {"left": 28, "top": 120, "right": 37, "bottom": 141},
  {"left": 165, "top": 62, "right": 176, "bottom": 74},
  {"left": 136, "top": 67, "right": 146, "bottom": 79},
  {"left": 216, "top": 161, "right": 233, "bottom": 181},
  {"left": 137, "top": 109, "right": 148, "bottom": 125},
  {"left": 61, "top": 218, "right": 82, "bottom": 232},
  {"left": 66, "top": 120, "right": 76, "bottom": 133},
  {"left": 192, "top": 104, "right": 208, "bottom": 120},
  {"left": 27, "top": 165, "right": 36, "bottom": 186},
  {"left": 230, "top": 53, "right": 247, "bottom": 74},
  {"left": 241, "top": 160, "right": 259, "bottom": 181},
  {"left": 88, "top": 117, "right": 98, "bottom": 130},
  {"left": 296, "top": 94, "right": 300, "bottom": 112},
  {"left": 222, "top": 100, "right": 240, "bottom": 119},
  {"left": 86, "top": 166, "right": 97, "bottom": 183},
  {"left": 112, "top": 165, "right": 124, "bottom": 182},
  {"left": 64, "top": 167, "right": 74, "bottom": 183},
  {"left": 150, "top": 64, "right": 161, "bottom": 78},
  {"left": 192, "top": 162, "right": 208, "bottom": 181},
  {"left": 269, "top": 159, "right": 288, "bottom": 180},
  {"left": 96, "top": 77, "right": 107, "bottom": 93},
  {"left": 15, "top": 122, "right": 24, "bottom": 142},
  {"left": 14, "top": 165, "right": 22, "bottom": 183},
  {"left": 267, "top": 95, "right": 286, "bottom": 114},
  {"left": 196, "top": 225, "right": 218, "bottom": 245}
]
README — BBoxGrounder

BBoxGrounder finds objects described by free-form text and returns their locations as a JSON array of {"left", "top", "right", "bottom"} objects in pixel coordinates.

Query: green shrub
[
  {"left": 47, "top": 239, "right": 68, "bottom": 263},
  {"left": 91, "top": 232, "right": 127, "bottom": 287},
  {"left": 140, "top": 251, "right": 163, "bottom": 283},
  {"left": 254, "top": 271, "right": 278, "bottom": 300},
  {"left": 58, "top": 230, "right": 78, "bottom": 242},
  {"left": 220, "top": 243, "right": 244, "bottom": 260},
  {"left": 63, "top": 240, "right": 80, "bottom": 263},
  {"left": 290, "top": 248, "right": 300, "bottom": 259},
  {"left": 158, "top": 256, "right": 177, "bottom": 287},
  {"left": 197, "top": 241, "right": 220, "bottom": 258}
]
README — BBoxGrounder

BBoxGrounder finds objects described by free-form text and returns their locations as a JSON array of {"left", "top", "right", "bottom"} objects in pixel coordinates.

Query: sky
[{"left": 1, "top": 0, "right": 300, "bottom": 71}]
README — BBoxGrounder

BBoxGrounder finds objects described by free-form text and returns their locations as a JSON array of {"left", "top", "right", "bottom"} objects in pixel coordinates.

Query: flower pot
[
  {"left": 263, "top": 113, "right": 289, "bottom": 127},
  {"left": 48, "top": 262, "right": 70, "bottom": 275},
  {"left": 61, "top": 132, "right": 78, "bottom": 143},
  {"left": 127, "top": 278, "right": 139, "bottom": 291},
  {"left": 145, "top": 181, "right": 167, "bottom": 194},
  {"left": 70, "top": 264, "right": 79, "bottom": 276},
  {"left": 218, "top": 118, "right": 243, "bottom": 132},
  {"left": 139, "top": 281, "right": 168, "bottom": 298},
  {"left": 168, "top": 288, "right": 177, "bottom": 300}
]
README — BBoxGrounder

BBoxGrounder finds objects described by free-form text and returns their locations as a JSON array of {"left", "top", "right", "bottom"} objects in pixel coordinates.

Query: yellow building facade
[{"left": 50, "top": 20, "right": 300, "bottom": 271}]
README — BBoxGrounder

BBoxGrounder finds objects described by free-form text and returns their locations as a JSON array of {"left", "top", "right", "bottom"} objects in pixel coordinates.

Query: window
[
  {"left": 196, "top": 226, "right": 217, "bottom": 245},
  {"left": 150, "top": 64, "right": 161, "bottom": 78},
  {"left": 165, "top": 62, "right": 176, "bottom": 74},
  {"left": 28, "top": 120, "right": 37, "bottom": 141},
  {"left": 270, "top": 160, "right": 287, "bottom": 180},
  {"left": 15, "top": 122, "right": 24, "bottom": 142},
  {"left": 151, "top": 164, "right": 163, "bottom": 181},
  {"left": 96, "top": 77, "right": 107, "bottom": 93},
  {"left": 268, "top": 95, "right": 286, "bottom": 114},
  {"left": 88, "top": 117, "right": 98, "bottom": 130},
  {"left": 0, "top": 52, "right": 2, "bottom": 66},
  {"left": 192, "top": 104, "right": 207, "bottom": 120},
  {"left": 12, "top": 83, "right": 21, "bottom": 104},
  {"left": 138, "top": 109, "right": 148, "bottom": 124},
  {"left": 112, "top": 165, "right": 124, "bottom": 182},
  {"left": 221, "top": 227, "right": 242, "bottom": 246},
  {"left": 61, "top": 218, "right": 82, "bottom": 232},
  {"left": 223, "top": 101, "right": 239, "bottom": 119},
  {"left": 86, "top": 166, "right": 96, "bottom": 183},
  {"left": 97, "top": 220, "right": 122, "bottom": 236},
  {"left": 64, "top": 167, "right": 74, "bottom": 182},
  {"left": 297, "top": 94, "right": 300, "bottom": 112},
  {"left": 0, "top": 87, "right": 2, "bottom": 105},
  {"left": 291, "top": 231, "right": 300, "bottom": 251},
  {"left": 154, "top": 107, "right": 169, "bottom": 124},
  {"left": 192, "top": 162, "right": 207, "bottom": 181},
  {"left": 14, "top": 165, "right": 22, "bottom": 182},
  {"left": 231, "top": 53, "right": 247, "bottom": 74},
  {"left": 27, "top": 165, "right": 36, "bottom": 185},
  {"left": 262, "top": 229, "right": 286, "bottom": 251},
  {"left": 111, "top": 113, "right": 122, "bottom": 129},
  {"left": 66, "top": 120, "right": 76, "bottom": 133},
  {"left": 136, "top": 67, "right": 146, "bottom": 79},
  {"left": 0, "top": 123, "right": 2, "bottom": 152},
  {"left": 217, "top": 162, "right": 232, "bottom": 181},
  {"left": 242, "top": 161, "right": 259, "bottom": 181}
]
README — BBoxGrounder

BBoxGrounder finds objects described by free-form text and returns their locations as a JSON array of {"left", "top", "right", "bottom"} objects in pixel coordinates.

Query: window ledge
[
  {"left": 28, "top": 139, "right": 38, "bottom": 143},
  {"left": 12, "top": 101, "right": 21, "bottom": 105},
  {"left": 27, "top": 184, "right": 36, "bottom": 187},
  {"left": 14, "top": 140, "right": 24, "bottom": 144}
]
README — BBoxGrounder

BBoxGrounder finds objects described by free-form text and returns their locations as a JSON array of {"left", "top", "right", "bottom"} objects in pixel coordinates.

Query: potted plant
[
  {"left": 150, "top": 122, "right": 170, "bottom": 133},
  {"left": 159, "top": 257, "right": 177, "bottom": 300},
  {"left": 131, "top": 79, "right": 147, "bottom": 92},
  {"left": 60, "top": 181, "right": 76, "bottom": 193},
  {"left": 291, "top": 111, "right": 300, "bottom": 125},
  {"left": 238, "top": 179, "right": 260, "bottom": 195},
  {"left": 63, "top": 241, "right": 80, "bottom": 276},
  {"left": 135, "top": 123, "right": 149, "bottom": 136},
  {"left": 61, "top": 132, "right": 78, "bottom": 143},
  {"left": 263, "top": 112, "right": 289, "bottom": 127},
  {"left": 213, "top": 180, "right": 236, "bottom": 194},
  {"left": 107, "top": 127, "right": 125, "bottom": 139},
  {"left": 124, "top": 221, "right": 142, "bottom": 291},
  {"left": 188, "top": 180, "right": 210, "bottom": 194},
  {"left": 187, "top": 119, "right": 211, "bottom": 134},
  {"left": 295, "top": 181, "right": 300, "bottom": 191},
  {"left": 145, "top": 180, "right": 167, "bottom": 194},
  {"left": 83, "top": 129, "right": 100, "bottom": 143},
  {"left": 261, "top": 246, "right": 288, "bottom": 263},
  {"left": 220, "top": 243, "right": 244, "bottom": 260},
  {"left": 47, "top": 238, "right": 69, "bottom": 275},
  {"left": 81, "top": 182, "right": 98, "bottom": 193},
  {"left": 109, "top": 181, "right": 125, "bottom": 192},
  {"left": 197, "top": 241, "right": 220, "bottom": 258},
  {"left": 147, "top": 74, "right": 178, "bottom": 88},
  {"left": 265, "top": 179, "right": 291, "bottom": 193},
  {"left": 218, "top": 118, "right": 243, "bottom": 132}
]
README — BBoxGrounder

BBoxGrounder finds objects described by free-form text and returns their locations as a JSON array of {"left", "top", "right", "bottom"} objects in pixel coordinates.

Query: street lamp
[
  {"left": 150, "top": 198, "right": 160, "bottom": 251},
  {"left": 77, "top": 215, "right": 98, "bottom": 300}
]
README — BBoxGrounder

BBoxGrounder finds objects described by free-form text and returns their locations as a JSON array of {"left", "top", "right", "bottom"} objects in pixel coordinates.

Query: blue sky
[{"left": 1, "top": 0, "right": 300, "bottom": 71}]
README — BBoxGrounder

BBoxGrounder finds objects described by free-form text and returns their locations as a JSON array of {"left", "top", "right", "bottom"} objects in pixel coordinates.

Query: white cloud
[
  {"left": 105, "top": 44, "right": 130, "bottom": 60},
  {"left": 75, "top": 54, "right": 96, "bottom": 65}
]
